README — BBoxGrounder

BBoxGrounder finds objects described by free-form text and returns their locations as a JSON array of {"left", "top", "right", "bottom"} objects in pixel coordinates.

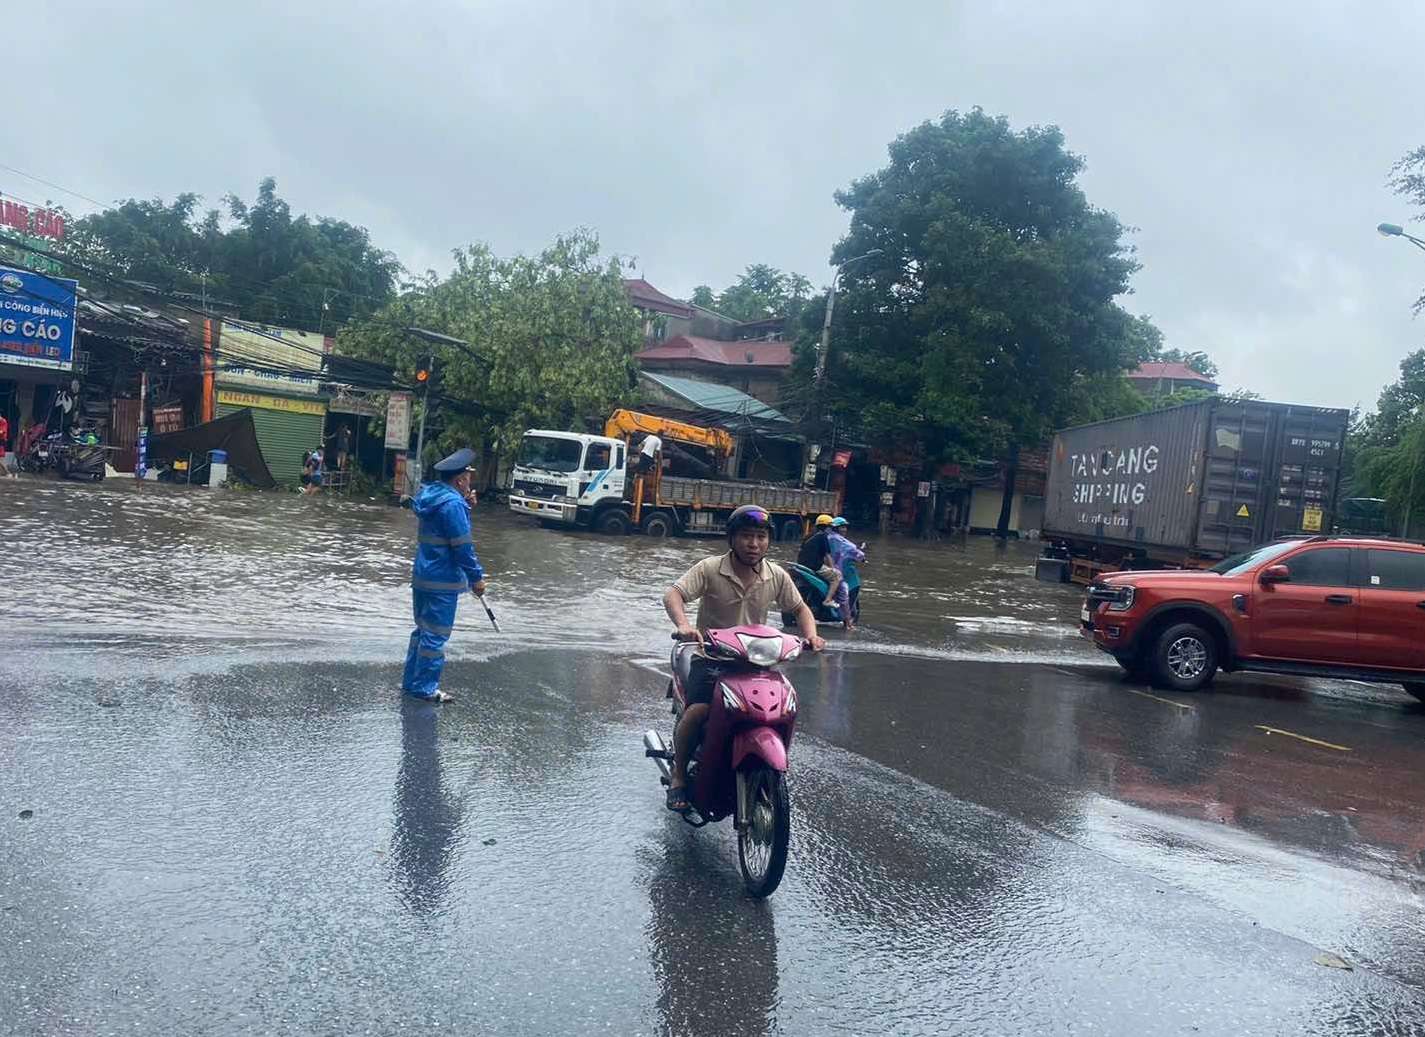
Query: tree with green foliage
[
  {"left": 1348, "top": 349, "right": 1425, "bottom": 533},
  {"left": 1389, "top": 145, "right": 1425, "bottom": 313},
  {"left": 689, "top": 285, "right": 717, "bottom": 309},
  {"left": 338, "top": 230, "right": 641, "bottom": 480},
  {"left": 61, "top": 177, "right": 401, "bottom": 330},
  {"left": 689, "top": 265, "right": 813, "bottom": 323},
  {"left": 818, "top": 108, "right": 1156, "bottom": 535}
]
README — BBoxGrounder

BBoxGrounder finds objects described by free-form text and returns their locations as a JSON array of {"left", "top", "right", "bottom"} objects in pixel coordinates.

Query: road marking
[
  {"left": 1254, "top": 725, "right": 1352, "bottom": 752},
  {"left": 1126, "top": 688, "right": 1194, "bottom": 710}
]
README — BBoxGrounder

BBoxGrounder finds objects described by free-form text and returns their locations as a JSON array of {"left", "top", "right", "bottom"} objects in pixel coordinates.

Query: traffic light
[{"left": 414, "top": 355, "right": 436, "bottom": 396}]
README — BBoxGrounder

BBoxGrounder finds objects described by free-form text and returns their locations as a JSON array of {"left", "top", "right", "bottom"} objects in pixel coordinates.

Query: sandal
[
  {"left": 432, "top": 690, "right": 455, "bottom": 704},
  {"left": 666, "top": 784, "right": 690, "bottom": 812}
]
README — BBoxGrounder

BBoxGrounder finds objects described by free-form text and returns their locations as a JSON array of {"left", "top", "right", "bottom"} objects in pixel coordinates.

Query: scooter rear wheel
[{"left": 738, "top": 765, "right": 790, "bottom": 898}]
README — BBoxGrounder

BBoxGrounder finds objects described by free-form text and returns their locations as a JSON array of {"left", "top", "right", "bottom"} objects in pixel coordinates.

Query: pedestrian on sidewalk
[{"left": 402, "top": 447, "right": 488, "bottom": 704}]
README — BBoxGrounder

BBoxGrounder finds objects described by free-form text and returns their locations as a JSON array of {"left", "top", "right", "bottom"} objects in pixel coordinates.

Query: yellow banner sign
[{"left": 218, "top": 389, "right": 327, "bottom": 417}]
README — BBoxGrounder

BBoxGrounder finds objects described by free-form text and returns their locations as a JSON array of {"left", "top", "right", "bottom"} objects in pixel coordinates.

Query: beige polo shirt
[{"left": 673, "top": 552, "right": 805, "bottom": 630}]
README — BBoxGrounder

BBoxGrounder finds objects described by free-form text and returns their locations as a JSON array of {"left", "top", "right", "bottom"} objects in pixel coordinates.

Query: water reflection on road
[{"left": 4, "top": 478, "right": 1425, "bottom": 1034}]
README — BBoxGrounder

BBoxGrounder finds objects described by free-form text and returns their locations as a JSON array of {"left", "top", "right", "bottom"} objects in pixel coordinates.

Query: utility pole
[
  {"left": 318, "top": 287, "right": 336, "bottom": 335},
  {"left": 401, "top": 327, "right": 472, "bottom": 495},
  {"left": 411, "top": 353, "right": 434, "bottom": 493},
  {"left": 814, "top": 249, "right": 883, "bottom": 391}
]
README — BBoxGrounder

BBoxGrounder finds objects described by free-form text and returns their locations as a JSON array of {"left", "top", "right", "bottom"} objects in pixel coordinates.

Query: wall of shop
[{"left": 216, "top": 389, "right": 327, "bottom": 486}]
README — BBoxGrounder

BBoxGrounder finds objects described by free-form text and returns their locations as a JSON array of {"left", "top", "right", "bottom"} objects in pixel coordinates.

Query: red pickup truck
[{"left": 1081, "top": 536, "right": 1425, "bottom": 700}]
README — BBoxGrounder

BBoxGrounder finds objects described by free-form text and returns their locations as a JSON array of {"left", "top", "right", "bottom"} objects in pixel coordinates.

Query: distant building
[
  {"left": 626, "top": 278, "right": 694, "bottom": 343},
  {"left": 1126, "top": 361, "right": 1218, "bottom": 397},
  {"left": 635, "top": 334, "right": 793, "bottom": 407},
  {"left": 636, "top": 370, "right": 799, "bottom": 482}
]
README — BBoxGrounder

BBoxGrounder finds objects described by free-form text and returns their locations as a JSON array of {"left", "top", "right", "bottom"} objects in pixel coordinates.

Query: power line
[
  {"left": 0, "top": 250, "right": 459, "bottom": 401},
  {"left": 0, "top": 163, "right": 407, "bottom": 322},
  {"left": 0, "top": 163, "right": 110, "bottom": 210}
]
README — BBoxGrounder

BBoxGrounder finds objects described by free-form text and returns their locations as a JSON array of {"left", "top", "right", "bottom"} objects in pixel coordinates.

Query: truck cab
[{"left": 507, "top": 430, "right": 626, "bottom": 527}]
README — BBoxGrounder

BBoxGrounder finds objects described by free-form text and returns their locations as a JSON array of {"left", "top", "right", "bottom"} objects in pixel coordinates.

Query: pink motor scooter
[{"left": 644, "top": 624, "right": 805, "bottom": 897}]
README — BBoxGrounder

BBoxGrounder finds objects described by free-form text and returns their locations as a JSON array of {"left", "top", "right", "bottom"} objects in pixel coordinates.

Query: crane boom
[{"left": 604, "top": 409, "right": 734, "bottom": 457}]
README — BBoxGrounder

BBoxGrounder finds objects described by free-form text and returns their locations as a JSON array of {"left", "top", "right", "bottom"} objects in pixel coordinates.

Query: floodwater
[{"left": 2, "top": 477, "right": 1424, "bottom": 1036}]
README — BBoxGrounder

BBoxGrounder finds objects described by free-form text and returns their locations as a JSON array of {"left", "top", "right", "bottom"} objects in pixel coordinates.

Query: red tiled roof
[
  {"left": 637, "top": 334, "right": 793, "bottom": 368},
  {"left": 625, "top": 278, "right": 694, "bottom": 319},
  {"left": 1128, "top": 361, "right": 1218, "bottom": 387}
]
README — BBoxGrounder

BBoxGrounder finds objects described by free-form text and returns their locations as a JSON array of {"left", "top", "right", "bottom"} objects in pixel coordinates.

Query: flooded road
[{"left": 3, "top": 478, "right": 1424, "bottom": 1035}]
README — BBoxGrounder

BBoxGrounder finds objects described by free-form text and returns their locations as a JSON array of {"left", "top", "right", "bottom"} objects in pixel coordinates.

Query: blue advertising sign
[{"left": 0, "top": 265, "right": 77, "bottom": 371}]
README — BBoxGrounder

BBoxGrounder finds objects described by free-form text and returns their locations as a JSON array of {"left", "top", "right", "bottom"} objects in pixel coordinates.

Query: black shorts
[{"left": 685, "top": 656, "right": 722, "bottom": 707}]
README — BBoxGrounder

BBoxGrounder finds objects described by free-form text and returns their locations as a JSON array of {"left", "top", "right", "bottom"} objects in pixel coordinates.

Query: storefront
[
  {"left": 215, "top": 388, "right": 326, "bottom": 486},
  {"left": 213, "top": 321, "right": 328, "bottom": 488},
  {"left": 0, "top": 265, "right": 79, "bottom": 456}
]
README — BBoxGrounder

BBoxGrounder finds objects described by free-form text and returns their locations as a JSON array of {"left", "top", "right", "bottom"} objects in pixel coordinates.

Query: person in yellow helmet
[{"left": 796, "top": 514, "right": 842, "bottom": 607}]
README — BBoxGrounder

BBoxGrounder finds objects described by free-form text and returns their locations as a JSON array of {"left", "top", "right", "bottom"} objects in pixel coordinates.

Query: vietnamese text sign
[
  {"left": 0, "top": 266, "right": 76, "bottom": 371},
  {"left": 218, "top": 389, "right": 328, "bottom": 416},
  {"left": 217, "top": 320, "right": 326, "bottom": 396},
  {"left": 385, "top": 391, "right": 412, "bottom": 450}
]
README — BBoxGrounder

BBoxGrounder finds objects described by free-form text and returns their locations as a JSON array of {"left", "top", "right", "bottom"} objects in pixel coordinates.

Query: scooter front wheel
[{"left": 738, "top": 765, "right": 790, "bottom": 898}]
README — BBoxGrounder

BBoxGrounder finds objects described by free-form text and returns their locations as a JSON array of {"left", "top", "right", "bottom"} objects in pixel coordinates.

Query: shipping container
[{"left": 1042, "top": 399, "right": 1350, "bottom": 568}]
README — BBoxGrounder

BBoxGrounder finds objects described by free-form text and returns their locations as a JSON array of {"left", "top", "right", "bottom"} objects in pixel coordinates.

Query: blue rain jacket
[{"left": 410, "top": 482, "right": 486, "bottom": 592}]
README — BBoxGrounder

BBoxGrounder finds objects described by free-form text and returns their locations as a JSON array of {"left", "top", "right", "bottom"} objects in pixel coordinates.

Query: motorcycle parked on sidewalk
[{"left": 644, "top": 626, "right": 806, "bottom": 898}]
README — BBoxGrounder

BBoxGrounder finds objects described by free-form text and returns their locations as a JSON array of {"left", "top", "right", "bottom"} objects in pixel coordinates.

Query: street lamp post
[
  {"left": 404, "top": 326, "right": 470, "bottom": 493},
  {"left": 1377, "top": 222, "right": 1425, "bottom": 254},
  {"left": 814, "top": 249, "right": 884, "bottom": 389}
]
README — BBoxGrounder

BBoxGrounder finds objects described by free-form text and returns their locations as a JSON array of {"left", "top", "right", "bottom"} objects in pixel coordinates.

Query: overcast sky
[{"left": 12, "top": 1, "right": 1425, "bottom": 411}]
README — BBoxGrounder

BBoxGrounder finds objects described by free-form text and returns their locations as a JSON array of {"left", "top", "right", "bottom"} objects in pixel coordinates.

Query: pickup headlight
[{"left": 1107, "top": 586, "right": 1136, "bottom": 612}]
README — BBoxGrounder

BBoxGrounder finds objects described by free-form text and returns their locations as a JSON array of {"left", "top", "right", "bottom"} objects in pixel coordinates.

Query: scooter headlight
[
  {"left": 719, "top": 683, "right": 745, "bottom": 712},
  {"left": 739, "top": 634, "right": 785, "bottom": 667}
]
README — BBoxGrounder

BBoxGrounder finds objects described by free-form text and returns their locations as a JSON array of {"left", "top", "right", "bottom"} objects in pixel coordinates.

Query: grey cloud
[{"left": 15, "top": 0, "right": 1425, "bottom": 410}]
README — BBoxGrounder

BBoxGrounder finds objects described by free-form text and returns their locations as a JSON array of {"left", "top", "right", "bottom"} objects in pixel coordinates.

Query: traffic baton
[{"left": 477, "top": 594, "right": 501, "bottom": 633}]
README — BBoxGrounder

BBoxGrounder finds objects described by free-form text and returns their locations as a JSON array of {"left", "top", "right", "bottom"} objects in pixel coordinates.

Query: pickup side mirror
[{"left": 1261, "top": 564, "right": 1291, "bottom": 584}]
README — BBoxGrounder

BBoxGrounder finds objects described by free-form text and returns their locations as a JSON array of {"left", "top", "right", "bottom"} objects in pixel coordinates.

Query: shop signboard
[
  {"left": 0, "top": 265, "right": 76, "bottom": 371},
  {"left": 216, "top": 388, "right": 327, "bottom": 416},
  {"left": 385, "top": 391, "right": 412, "bottom": 450},
  {"left": 217, "top": 320, "right": 326, "bottom": 396}
]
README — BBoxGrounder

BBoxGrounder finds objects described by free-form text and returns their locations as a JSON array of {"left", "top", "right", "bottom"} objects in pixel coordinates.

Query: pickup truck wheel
[
  {"left": 778, "top": 517, "right": 803, "bottom": 543},
  {"left": 641, "top": 510, "right": 675, "bottom": 537},
  {"left": 1403, "top": 682, "right": 1425, "bottom": 704},
  {"left": 596, "top": 508, "right": 632, "bottom": 535},
  {"left": 1149, "top": 622, "right": 1218, "bottom": 692}
]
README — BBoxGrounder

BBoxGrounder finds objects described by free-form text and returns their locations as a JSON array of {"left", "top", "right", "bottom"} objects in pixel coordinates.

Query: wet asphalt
[{"left": 2, "top": 477, "right": 1424, "bottom": 1035}]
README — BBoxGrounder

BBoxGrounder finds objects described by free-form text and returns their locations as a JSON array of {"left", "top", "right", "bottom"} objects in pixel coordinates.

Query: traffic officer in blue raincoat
[{"left": 402, "top": 448, "right": 487, "bottom": 703}]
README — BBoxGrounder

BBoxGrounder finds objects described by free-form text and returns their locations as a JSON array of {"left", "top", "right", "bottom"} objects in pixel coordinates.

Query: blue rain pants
[{"left": 402, "top": 591, "right": 459, "bottom": 698}]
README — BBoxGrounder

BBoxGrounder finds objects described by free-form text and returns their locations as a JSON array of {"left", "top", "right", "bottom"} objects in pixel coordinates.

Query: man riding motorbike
[
  {"left": 796, "top": 514, "right": 841, "bottom": 608},
  {"left": 661, "top": 505, "right": 825, "bottom": 811}
]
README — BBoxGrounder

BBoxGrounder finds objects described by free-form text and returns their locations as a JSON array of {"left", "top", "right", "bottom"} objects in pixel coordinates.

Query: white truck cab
[{"left": 507, "top": 430, "right": 626, "bottom": 526}]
